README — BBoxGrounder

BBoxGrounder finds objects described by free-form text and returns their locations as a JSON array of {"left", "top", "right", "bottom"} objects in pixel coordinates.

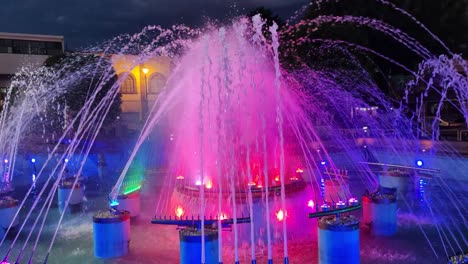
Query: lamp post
[{"left": 142, "top": 67, "right": 149, "bottom": 118}]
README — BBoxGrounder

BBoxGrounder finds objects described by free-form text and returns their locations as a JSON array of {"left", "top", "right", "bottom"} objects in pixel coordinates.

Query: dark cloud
[{"left": 0, "top": 0, "right": 309, "bottom": 49}]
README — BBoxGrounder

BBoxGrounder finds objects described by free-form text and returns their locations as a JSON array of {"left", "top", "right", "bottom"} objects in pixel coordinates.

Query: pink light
[
  {"left": 176, "top": 175, "right": 184, "bottom": 180},
  {"left": 219, "top": 213, "right": 227, "bottom": 220},
  {"left": 295, "top": 168, "right": 304, "bottom": 173},
  {"left": 290, "top": 176, "right": 299, "bottom": 181},
  {"left": 307, "top": 200, "right": 315, "bottom": 208},
  {"left": 195, "top": 180, "right": 202, "bottom": 186},
  {"left": 175, "top": 205, "right": 184, "bottom": 218},
  {"left": 274, "top": 175, "right": 280, "bottom": 182},
  {"left": 205, "top": 179, "right": 213, "bottom": 189},
  {"left": 276, "top": 209, "right": 286, "bottom": 221},
  {"left": 247, "top": 181, "right": 256, "bottom": 186}
]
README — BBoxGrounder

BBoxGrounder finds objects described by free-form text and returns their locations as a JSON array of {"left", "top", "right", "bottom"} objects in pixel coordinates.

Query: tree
[{"left": 43, "top": 53, "right": 121, "bottom": 131}]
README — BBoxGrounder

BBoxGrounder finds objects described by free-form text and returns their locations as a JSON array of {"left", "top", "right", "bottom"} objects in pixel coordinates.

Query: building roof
[{"left": 0, "top": 32, "right": 64, "bottom": 42}]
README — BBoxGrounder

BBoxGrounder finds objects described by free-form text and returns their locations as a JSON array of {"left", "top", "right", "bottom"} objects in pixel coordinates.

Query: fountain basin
[
  {"left": 0, "top": 196, "right": 19, "bottom": 229},
  {"left": 318, "top": 215, "right": 360, "bottom": 264},
  {"left": 179, "top": 227, "right": 218, "bottom": 264},
  {"left": 93, "top": 210, "right": 131, "bottom": 258},
  {"left": 117, "top": 191, "right": 141, "bottom": 217}
]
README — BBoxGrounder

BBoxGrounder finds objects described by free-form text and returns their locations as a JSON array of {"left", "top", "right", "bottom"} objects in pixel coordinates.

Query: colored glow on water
[
  {"left": 123, "top": 185, "right": 141, "bottom": 195},
  {"left": 276, "top": 209, "right": 286, "bottom": 221},
  {"left": 307, "top": 200, "right": 314, "bottom": 208},
  {"left": 175, "top": 205, "right": 184, "bottom": 218}
]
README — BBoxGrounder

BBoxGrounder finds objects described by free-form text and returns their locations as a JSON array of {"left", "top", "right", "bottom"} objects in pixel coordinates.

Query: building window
[
  {"left": 149, "top": 73, "right": 166, "bottom": 94},
  {"left": 12, "top": 40, "right": 29, "bottom": 54},
  {"left": 0, "top": 39, "right": 12, "bottom": 53},
  {"left": 119, "top": 73, "right": 137, "bottom": 94},
  {"left": 30, "top": 41, "right": 47, "bottom": 55},
  {"left": 46, "top": 41, "right": 63, "bottom": 55}
]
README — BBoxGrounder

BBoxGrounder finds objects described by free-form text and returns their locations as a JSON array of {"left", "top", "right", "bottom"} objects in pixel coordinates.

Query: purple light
[
  {"left": 3, "top": 159, "right": 8, "bottom": 164},
  {"left": 320, "top": 161, "right": 326, "bottom": 165}
]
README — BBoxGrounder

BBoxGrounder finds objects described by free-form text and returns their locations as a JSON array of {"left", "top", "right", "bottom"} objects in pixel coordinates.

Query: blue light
[
  {"left": 320, "top": 161, "right": 326, "bottom": 165},
  {"left": 31, "top": 158, "right": 36, "bottom": 163},
  {"left": 64, "top": 158, "right": 69, "bottom": 163},
  {"left": 416, "top": 160, "right": 423, "bottom": 167},
  {"left": 110, "top": 200, "right": 119, "bottom": 207}
]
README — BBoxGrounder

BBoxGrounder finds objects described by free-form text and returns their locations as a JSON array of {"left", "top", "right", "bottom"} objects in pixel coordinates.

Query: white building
[{"left": 0, "top": 32, "right": 64, "bottom": 95}]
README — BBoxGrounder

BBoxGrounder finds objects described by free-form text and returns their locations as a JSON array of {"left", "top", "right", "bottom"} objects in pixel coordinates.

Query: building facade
[
  {"left": 111, "top": 55, "right": 172, "bottom": 131},
  {"left": 0, "top": 32, "right": 64, "bottom": 92}
]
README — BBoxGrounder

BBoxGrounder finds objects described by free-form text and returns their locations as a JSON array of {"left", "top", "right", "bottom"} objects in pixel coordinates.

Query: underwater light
[
  {"left": 276, "top": 209, "right": 285, "bottom": 221},
  {"left": 175, "top": 205, "right": 184, "bottom": 218},
  {"left": 416, "top": 159, "right": 424, "bottom": 167},
  {"left": 205, "top": 180, "right": 213, "bottom": 189},
  {"left": 123, "top": 186, "right": 141, "bottom": 195}
]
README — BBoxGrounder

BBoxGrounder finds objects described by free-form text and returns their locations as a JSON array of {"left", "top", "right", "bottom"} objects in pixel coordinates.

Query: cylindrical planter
[
  {"left": 361, "top": 194, "right": 372, "bottom": 225},
  {"left": 0, "top": 197, "right": 19, "bottom": 229},
  {"left": 318, "top": 216, "right": 360, "bottom": 264},
  {"left": 371, "top": 193, "right": 397, "bottom": 236},
  {"left": 117, "top": 191, "right": 141, "bottom": 217},
  {"left": 179, "top": 227, "right": 219, "bottom": 264},
  {"left": 378, "top": 170, "right": 410, "bottom": 194},
  {"left": 324, "top": 180, "right": 348, "bottom": 204},
  {"left": 93, "top": 210, "right": 131, "bottom": 258},
  {"left": 58, "top": 180, "right": 83, "bottom": 206}
]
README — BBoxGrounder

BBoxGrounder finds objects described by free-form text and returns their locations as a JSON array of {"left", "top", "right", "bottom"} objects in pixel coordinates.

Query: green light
[{"left": 123, "top": 185, "right": 141, "bottom": 195}]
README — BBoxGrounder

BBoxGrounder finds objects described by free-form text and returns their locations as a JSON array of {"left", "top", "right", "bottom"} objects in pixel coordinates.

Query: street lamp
[{"left": 142, "top": 67, "right": 149, "bottom": 117}]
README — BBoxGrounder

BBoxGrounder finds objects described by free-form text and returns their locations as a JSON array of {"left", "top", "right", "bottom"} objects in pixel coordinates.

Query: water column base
[
  {"left": 318, "top": 215, "right": 360, "bottom": 264},
  {"left": 93, "top": 210, "right": 131, "bottom": 258},
  {"left": 371, "top": 192, "right": 397, "bottom": 236},
  {"left": 117, "top": 191, "right": 141, "bottom": 217},
  {"left": 179, "top": 227, "right": 219, "bottom": 264}
]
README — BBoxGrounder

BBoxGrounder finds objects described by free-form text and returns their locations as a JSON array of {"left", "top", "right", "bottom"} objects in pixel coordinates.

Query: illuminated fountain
[{"left": 0, "top": 1, "right": 467, "bottom": 263}]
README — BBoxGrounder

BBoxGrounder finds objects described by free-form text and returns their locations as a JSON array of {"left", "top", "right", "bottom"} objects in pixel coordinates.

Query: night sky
[{"left": 0, "top": 0, "right": 309, "bottom": 50}]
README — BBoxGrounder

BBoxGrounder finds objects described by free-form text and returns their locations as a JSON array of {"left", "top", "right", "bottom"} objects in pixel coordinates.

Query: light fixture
[{"left": 142, "top": 67, "right": 149, "bottom": 75}]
